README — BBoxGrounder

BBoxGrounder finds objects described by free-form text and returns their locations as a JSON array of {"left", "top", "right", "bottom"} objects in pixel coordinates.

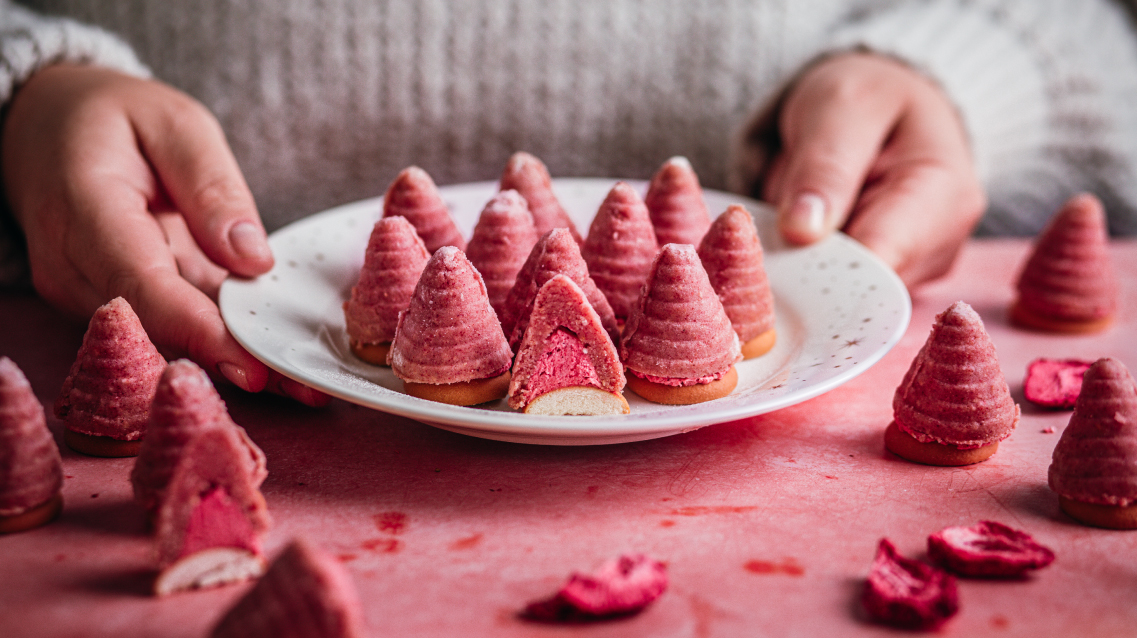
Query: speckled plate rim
[{"left": 220, "top": 178, "right": 910, "bottom": 445}]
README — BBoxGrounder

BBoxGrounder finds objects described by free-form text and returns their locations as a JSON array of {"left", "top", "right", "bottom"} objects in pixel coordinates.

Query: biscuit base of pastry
[
  {"left": 523, "top": 386, "right": 630, "bottom": 415},
  {"left": 884, "top": 421, "right": 999, "bottom": 466},
  {"left": 65, "top": 428, "right": 142, "bottom": 458},
  {"left": 403, "top": 371, "right": 511, "bottom": 406},
  {"left": 1009, "top": 301, "right": 1113, "bottom": 335},
  {"left": 350, "top": 340, "right": 392, "bottom": 365},
  {"left": 154, "top": 547, "right": 266, "bottom": 597},
  {"left": 1059, "top": 496, "right": 1137, "bottom": 530},
  {"left": 0, "top": 493, "right": 63, "bottom": 534},
  {"left": 741, "top": 329, "right": 776, "bottom": 360},
  {"left": 626, "top": 366, "right": 737, "bottom": 405}
]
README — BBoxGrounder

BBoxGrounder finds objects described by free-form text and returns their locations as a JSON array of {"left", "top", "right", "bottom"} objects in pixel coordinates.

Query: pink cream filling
[
  {"left": 523, "top": 328, "right": 601, "bottom": 403},
  {"left": 179, "top": 486, "right": 259, "bottom": 560},
  {"left": 627, "top": 366, "right": 728, "bottom": 387}
]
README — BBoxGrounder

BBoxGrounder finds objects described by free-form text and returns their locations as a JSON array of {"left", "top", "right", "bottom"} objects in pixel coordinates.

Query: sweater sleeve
[
  {"left": 0, "top": 0, "right": 150, "bottom": 287},
  {"left": 734, "top": 0, "right": 1137, "bottom": 236}
]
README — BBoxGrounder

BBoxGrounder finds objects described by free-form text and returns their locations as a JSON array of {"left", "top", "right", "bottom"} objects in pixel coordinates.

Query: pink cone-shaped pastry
[
  {"left": 509, "top": 276, "right": 628, "bottom": 414},
  {"left": 0, "top": 357, "right": 63, "bottom": 532},
  {"left": 343, "top": 216, "right": 431, "bottom": 362},
  {"left": 154, "top": 425, "right": 272, "bottom": 596},
  {"left": 389, "top": 246, "right": 512, "bottom": 386},
  {"left": 621, "top": 244, "right": 741, "bottom": 383},
  {"left": 465, "top": 190, "right": 540, "bottom": 319},
  {"left": 132, "top": 360, "right": 267, "bottom": 517},
  {"left": 644, "top": 157, "right": 712, "bottom": 247},
  {"left": 499, "top": 152, "right": 582, "bottom": 244},
  {"left": 499, "top": 228, "right": 619, "bottom": 352},
  {"left": 211, "top": 539, "right": 365, "bottom": 638},
  {"left": 581, "top": 182, "right": 658, "bottom": 321},
  {"left": 698, "top": 205, "right": 776, "bottom": 357},
  {"left": 893, "top": 302, "right": 1019, "bottom": 450},
  {"left": 382, "top": 166, "right": 466, "bottom": 253},
  {"left": 1013, "top": 193, "right": 1117, "bottom": 333},
  {"left": 55, "top": 297, "right": 167, "bottom": 455},
  {"left": 1049, "top": 358, "right": 1137, "bottom": 507}
]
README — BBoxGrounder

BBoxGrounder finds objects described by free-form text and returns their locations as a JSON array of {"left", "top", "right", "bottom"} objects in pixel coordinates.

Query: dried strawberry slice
[
  {"left": 862, "top": 539, "right": 958, "bottom": 630},
  {"left": 928, "top": 520, "right": 1055, "bottom": 577},
  {"left": 1024, "top": 358, "right": 1093, "bottom": 409},
  {"left": 524, "top": 554, "right": 667, "bottom": 621}
]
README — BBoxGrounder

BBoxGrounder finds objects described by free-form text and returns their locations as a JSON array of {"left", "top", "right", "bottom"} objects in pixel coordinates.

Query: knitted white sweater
[{"left": 2, "top": 0, "right": 1137, "bottom": 282}]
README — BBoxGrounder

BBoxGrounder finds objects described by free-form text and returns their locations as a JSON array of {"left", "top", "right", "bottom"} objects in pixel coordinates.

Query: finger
[
  {"left": 267, "top": 370, "right": 333, "bottom": 408},
  {"left": 130, "top": 93, "right": 273, "bottom": 278},
  {"left": 774, "top": 57, "right": 907, "bottom": 245},
  {"left": 154, "top": 211, "right": 230, "bottom": 300}
]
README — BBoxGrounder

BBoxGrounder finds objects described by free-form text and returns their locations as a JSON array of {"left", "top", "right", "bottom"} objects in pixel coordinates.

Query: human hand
[
  {"left": 761, "top": 52, "right": 987, "bottom": 288},
  {"left": 1, "top": 64, "right": 329, "bottom": 406}
]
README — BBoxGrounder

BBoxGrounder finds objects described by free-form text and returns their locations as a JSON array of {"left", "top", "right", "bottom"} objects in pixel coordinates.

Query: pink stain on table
[
  {"left": 373, "top": 512, "right": 408, "bottom": 535},
  {"left": 743, "top": 558, "right": 804, "bottom": 576}
]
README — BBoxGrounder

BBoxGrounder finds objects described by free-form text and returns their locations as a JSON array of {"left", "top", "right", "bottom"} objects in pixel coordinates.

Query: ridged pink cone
[
  {"left": 382, "top": 166, "right": 466, "bottom": 253},
  {"left": 132, "top": 360, "right": 267, "bottom": 517},
  {"left": 509, "top": 276, "right": 625, "bottom": 410},
  {"left": 465, "top": 190, "right": 540, "bottom": 319},
  {"left": 0, "top": 357, "right": 62, "bottom": 518},
  {"left": 1049, "top": 358, "right": 1137, "bottom": 506},
  {"left": 620, "top": 244, "right": 741, "bottom": 383},
  {"left": 581, "top": 182, "right": 659, "bottom": 320},
  {"left": 211, "top": 539, "right": 365, "bottom": 638},
  {"left": 55, "top": 297, "right": 167, "bottom": 441},
  {"left": 893, "top": 302, "right": 1019, "bottom": 448},
  {"left": 1014, "top": 193, "right": 1117, "bottom": 327},
  {"left": 698, "top": 205, "right": 775, "bottom": 343},
  {"left": 499, "top": 152, "right": 582, "bottom": 243},
  {"left": 155, "top": 425, "right": 272, "bottom": 569},
  {"left": 389, "top": 247, "right": 513, "bottom": 385},
  {"left": 343, "top": 216, "right": 431, "bottom": 347},
  {"left": 644, "top": 157, "right": 712, "bottom": 247},
  {"left": 499, "top": 228, "right": 619, "bottom": 352}
]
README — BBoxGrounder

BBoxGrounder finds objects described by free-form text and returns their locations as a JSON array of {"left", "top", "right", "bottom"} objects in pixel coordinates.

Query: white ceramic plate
[{"left": 220, "top": 179, "right": 910, "bottom": 445}]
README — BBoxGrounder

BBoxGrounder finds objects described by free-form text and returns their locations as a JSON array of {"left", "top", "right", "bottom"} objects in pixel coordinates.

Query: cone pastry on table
[
  {"left": 388, "top": 246, "right": 514, "bottom": 406},
  {"left": 55, "top": 297, "right": 167, "bottom": 458},
  {"left": 698, "top": 204, "right": 776, "bottom": 359},
  {"left": 1049, "top": 358, "right": 1137, "bottom": 529},
  {"left": 581, "top": 182, "right": 659, "bottom": 324},
  {"left": 499, "top": 151, "right": 582, "bottom": 244},
  {"left": 381, "top": 166, "right": 466, "bottom": 253},
  {"left": 1011, "top": 193, "right": 1117, "bottom": 334},
  {"left": 465, "top": 189, "right": 540, "bottom": 320},
  {"left": 644, "top": 156, "right": 712, "bottom": 247},
  {"left": 620, "top": 244, "right": 742, "bottom": 405},
  {"left": 509, "top": 275, "right": 629, "bottom": 415},
  {"left": 343, "top": 216, "right": 432, "bottom": 365},
  {"left": 0, "top": 357, "right": 63, "bottom": 534},
  {"left": 886, "top": 301, "right": 1019, "bottom": 466}
]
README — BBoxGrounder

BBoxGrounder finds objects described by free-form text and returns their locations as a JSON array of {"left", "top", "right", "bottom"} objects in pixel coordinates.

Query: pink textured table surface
[{"left": 1, "top": 239, "right": 1135, "bottom": 638}]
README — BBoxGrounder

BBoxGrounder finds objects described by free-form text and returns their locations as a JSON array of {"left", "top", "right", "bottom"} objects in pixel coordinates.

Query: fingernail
[
  {"left": 229, "top": 222, "right": 272, "bottom": 262},
  {"left": 783, "top": 193, "right": 827, "bottom": 240},
  {"left": 218, "top": 362, "right": 251, "bottom": 391}
]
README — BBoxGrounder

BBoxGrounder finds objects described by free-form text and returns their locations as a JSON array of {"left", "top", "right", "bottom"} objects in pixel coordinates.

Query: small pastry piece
[
  {"left": 55, "top": 297, "right": 167, "bottom": 457},
  {"left": 1011, "top": 193, "right": 1117, "bottom": 334},
  {"left": 132, "top": 360, "right": 267, "bottom": 518},
  {"left": 343, "top": 216, "right": 431, "bottom": 364},
  {"left": 509, "top": 276, "right": 628, "bottom": 415},
  {"left": 381, "top": 166, "right": 466, "bottom": 253},
  {"left": 620, "top": 244, "right": 742, "bottom": 405},
  {"left": 643, "top": 156, "right": 712, "bottom": 247},
  {"left": 211, "top": 539, "right": 365, "bottom": 638},
  {"left": 154, "top": 426, "right": 272, "bottom": 596},
  {"left": 887, "top": 301, "right": 1019, "bottom": 466},
  {"left": 927, "top": 520, "right": 1055, "bottom": 577},
  {"left": 0, "top": 358, "right": 63, "bottom": 533},
  {"left": 1048, "top": 357, "right": 1137, "bottom": 529},
  {"left": 697, "top": 204, "right": 776, "bottom": 359},
  {"left": 499, "top": 228, "right": 619, "bottom": 352},
  {"left": 499, "top": 151, "right": 582, "bottom": 243},
  {"left": 465, "top": 190, "right": 540, "bottom": 320},
  {"left": 1024, "top": 358, "right": 1093, "bottom": 409},
  {"left": 862, "top": 539, "right": 958, "bottom": 630},
  {"left": 580, "top": 182, "right": 658, "bottom": 322},
  {"left": 389, "top": 246, "right": 513, "bottom": 405},
  {"left": 524, "top": 554, "right": 668, "bottom": 621}
]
